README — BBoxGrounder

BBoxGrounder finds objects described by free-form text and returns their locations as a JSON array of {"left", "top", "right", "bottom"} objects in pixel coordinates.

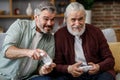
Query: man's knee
[{"left": 97, "top": 72, "right": 115, "bottom": 80}]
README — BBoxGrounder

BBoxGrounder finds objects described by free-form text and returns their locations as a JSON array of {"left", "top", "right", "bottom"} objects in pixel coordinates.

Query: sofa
[
  {"left": 108, "top": 42, "right": 120, "bottom": 80},
  {"left": 0, "top": 33, "right": 120, "bottom": 80},
  {"left": 102, "top": 28, "right": 120, "bottom": 80}
]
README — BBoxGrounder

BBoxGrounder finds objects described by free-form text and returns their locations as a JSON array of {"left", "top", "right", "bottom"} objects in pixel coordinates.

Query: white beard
[{"left": 67, "top": 24, "right": 86, "bottom": 36}]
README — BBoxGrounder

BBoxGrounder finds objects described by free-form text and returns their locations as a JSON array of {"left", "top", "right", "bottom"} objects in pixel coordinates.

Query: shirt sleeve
[
  {"left": 1, "top": 19, "right": 22, "bottom": 57},
  {"left": 95, "top": 28, "right": 115, "bottom": 72}
]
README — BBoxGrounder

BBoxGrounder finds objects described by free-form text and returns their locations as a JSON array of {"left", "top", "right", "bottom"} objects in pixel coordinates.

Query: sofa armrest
[{"left": 108, "top": 42, "right": 120, "bottom": 73}]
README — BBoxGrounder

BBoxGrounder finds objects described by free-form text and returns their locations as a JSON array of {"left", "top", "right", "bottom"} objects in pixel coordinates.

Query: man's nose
[
  {"left": 47, "top": 20, "right": 52, "bottom": 25},
  {"left": 75, "top": 20, "right": 80, "bottom": 26}
]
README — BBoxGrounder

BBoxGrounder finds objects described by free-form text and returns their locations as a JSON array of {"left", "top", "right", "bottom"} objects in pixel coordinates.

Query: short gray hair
[
  {"left": 34, "top": 1, "right": 56, "bottom": 16},
  {"left": 64, "top": 2, "right": 86, "bottom": 18}
]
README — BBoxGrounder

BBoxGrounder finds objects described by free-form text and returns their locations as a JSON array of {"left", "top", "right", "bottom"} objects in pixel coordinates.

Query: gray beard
[{"left": 38, "top": 25, "right": 52, "bottom": 34}]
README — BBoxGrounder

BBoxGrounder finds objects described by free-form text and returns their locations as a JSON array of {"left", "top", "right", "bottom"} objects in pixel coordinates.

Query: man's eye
[
  {"left": 78, "top": 17, "right": 84, "bottom": 21},
  {"left": 71, "top": 19, "right": 75, "bottom": 22},
  {"left": 44, "top": 18, "right": 48, "bottom": 21},
  {"left": 51, "top": 18, "right": 55, "bottom": 21}
]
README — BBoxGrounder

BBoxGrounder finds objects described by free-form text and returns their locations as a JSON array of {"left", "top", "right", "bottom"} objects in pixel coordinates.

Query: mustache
[
  {"left": 44, "top": 25, "right": 53, "bottom": 29},
  {"left": 72, "top": 25, "right": 83, "bottom": 29}
]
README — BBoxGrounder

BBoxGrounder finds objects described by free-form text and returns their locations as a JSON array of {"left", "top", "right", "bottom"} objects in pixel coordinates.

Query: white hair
[{"left": 64, "top": 2, "right": 86, "bottom": 23}]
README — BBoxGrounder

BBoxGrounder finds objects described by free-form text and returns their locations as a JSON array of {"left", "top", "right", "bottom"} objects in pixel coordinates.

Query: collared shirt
[
  {"left": 0, "top": 19, "right": 55, "bottom": 80},
  {"left": 75, "top": 36, "right": 87, "bottom": 66}
]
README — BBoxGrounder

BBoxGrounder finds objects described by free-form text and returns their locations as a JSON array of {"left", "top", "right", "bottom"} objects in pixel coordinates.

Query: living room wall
[{"left": 92, "top": 1, "right": 120, "bottom": 29}]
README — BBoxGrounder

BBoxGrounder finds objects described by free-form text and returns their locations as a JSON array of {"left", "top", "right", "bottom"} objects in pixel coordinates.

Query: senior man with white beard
[{"left": 53, "top": 2, "right": 115, "bottom": 80}]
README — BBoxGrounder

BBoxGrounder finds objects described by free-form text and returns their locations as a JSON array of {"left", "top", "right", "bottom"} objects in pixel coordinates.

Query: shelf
[
  {"left": 0, "top": 0, "right": 75, "bottom": 19},
  {"left": 0, "top": 14, "right": 64, "bottom": 18},
  {"left": 0, "top": 0, "right": 76, "bottom": 32},
  {"left": 0, "top": 15, "right": 32, "bottom": 18},
  {"left": 56, "top": 14, "right": 64, "bottom": 17}
]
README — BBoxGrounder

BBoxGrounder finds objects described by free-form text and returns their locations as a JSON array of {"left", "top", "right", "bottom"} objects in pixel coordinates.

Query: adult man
[
  {"left": 54, "top": 2, "right": 115, "bottom": 80},
  {"left": 0, "top": 1, "right": 56, "bottom": 80}
]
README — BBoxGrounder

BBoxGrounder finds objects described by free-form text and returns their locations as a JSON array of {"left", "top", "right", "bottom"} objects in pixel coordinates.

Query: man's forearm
[{"left": 5, "top": 46, "right": 29, "bottom": 59}]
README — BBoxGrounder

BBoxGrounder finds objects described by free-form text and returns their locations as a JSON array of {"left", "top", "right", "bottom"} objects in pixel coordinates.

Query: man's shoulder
[
  {"left": 14, "top": 19, "right": 35, "bottom": 29},
  {"left": 55, "top": 26, "right": 67, "bottom": 34},
  {"left": 15, "top": 19, "right": 33, "bottom": 24},
  {"left": 86, "top": 24, "right": 98, "bottom": 29},
  {"left": 86, "top": 24, "right": 101, "bottom": 32},
  {"left": 16, "top": 19, "right": 31, "bottom": 22}
]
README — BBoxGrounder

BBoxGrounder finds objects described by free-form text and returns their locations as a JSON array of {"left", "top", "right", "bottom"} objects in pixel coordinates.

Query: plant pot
[{"left": 85, "top": 10, "right": 92, "bottom": 24}]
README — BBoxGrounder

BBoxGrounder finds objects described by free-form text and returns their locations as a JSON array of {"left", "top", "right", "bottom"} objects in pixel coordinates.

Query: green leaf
[{"left": 77, "top": 0, "right": 94, "bottom": 10}]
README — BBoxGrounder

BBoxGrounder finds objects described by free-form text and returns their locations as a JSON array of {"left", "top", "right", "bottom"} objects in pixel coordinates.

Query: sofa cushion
[
  {"left": 116, "top": 73, "right": 120, "bottom": 80},
  {"left": 102, "top": 28, "right": 117, "bottom": 42},
  {"left": 108, "top": 42, "right": 120, "bottom": 73}
]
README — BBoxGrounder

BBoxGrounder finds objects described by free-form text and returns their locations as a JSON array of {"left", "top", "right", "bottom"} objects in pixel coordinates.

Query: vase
[{"left": 26, "top": 3, "right": 32, "bottom": 16}]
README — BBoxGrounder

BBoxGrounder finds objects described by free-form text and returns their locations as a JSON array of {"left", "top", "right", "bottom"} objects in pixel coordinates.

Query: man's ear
[
  {"left": 34, "top": 8, "right": 40, "bottom": 16},
  {"left": 34, "top": 15, "right": 37, "bottom": 19},
  {"left": 63, "top": 17, "right": 66, "bottom": 25}
]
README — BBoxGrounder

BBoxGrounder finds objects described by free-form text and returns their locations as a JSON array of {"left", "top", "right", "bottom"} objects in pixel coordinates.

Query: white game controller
[
  {"left": 40, "top": 53, "right": 52, "bottom": 65},
  {"left": 79, "top": 65, "right": 92, "bottom": 72}
]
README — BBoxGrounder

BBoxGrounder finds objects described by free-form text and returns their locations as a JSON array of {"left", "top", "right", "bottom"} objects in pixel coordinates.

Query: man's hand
[
  {"left": 67, "top": 62, "right": 84, "bottom": 77},
  {"left": 26, "top": 49, "right": 47, "bottom": 60},
  {"left": 39, "top": 63, "right": 56, "bottom": 75},
  {"left": 88, "top": 62, "right": 100, "bottom": 75}
]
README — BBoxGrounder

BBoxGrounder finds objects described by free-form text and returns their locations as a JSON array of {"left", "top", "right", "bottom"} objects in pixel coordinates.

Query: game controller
[
  {"left": 79, "top": 65, "right": 92, "bottom": 72},
  {"left": 40, "top": 53, "right": 52, "bottom": 65}
]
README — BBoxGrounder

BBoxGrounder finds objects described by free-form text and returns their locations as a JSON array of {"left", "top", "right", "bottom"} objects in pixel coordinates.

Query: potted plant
[
  {"left": 76, "top": 0, "right": 94, "bottom": 24},
  {"left": 78, "top": 0, "right": 94, "bottom": 10}
]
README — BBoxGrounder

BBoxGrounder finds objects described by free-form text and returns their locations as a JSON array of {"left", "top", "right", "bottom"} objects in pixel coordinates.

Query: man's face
[
  {"left": 35, "top": 10, "right": 56, "bottom": 33},
  {"left": 66, "top": 10, "right": 86, "bottom": 36}
]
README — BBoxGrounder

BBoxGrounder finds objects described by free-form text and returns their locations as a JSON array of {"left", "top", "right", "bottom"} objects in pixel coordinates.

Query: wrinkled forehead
[
  {"left": 67, "top": 10, "right": 85, "bottom": 18},
  {"left": 39, "top": 10, "right": 56, "bottom": 18}
]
